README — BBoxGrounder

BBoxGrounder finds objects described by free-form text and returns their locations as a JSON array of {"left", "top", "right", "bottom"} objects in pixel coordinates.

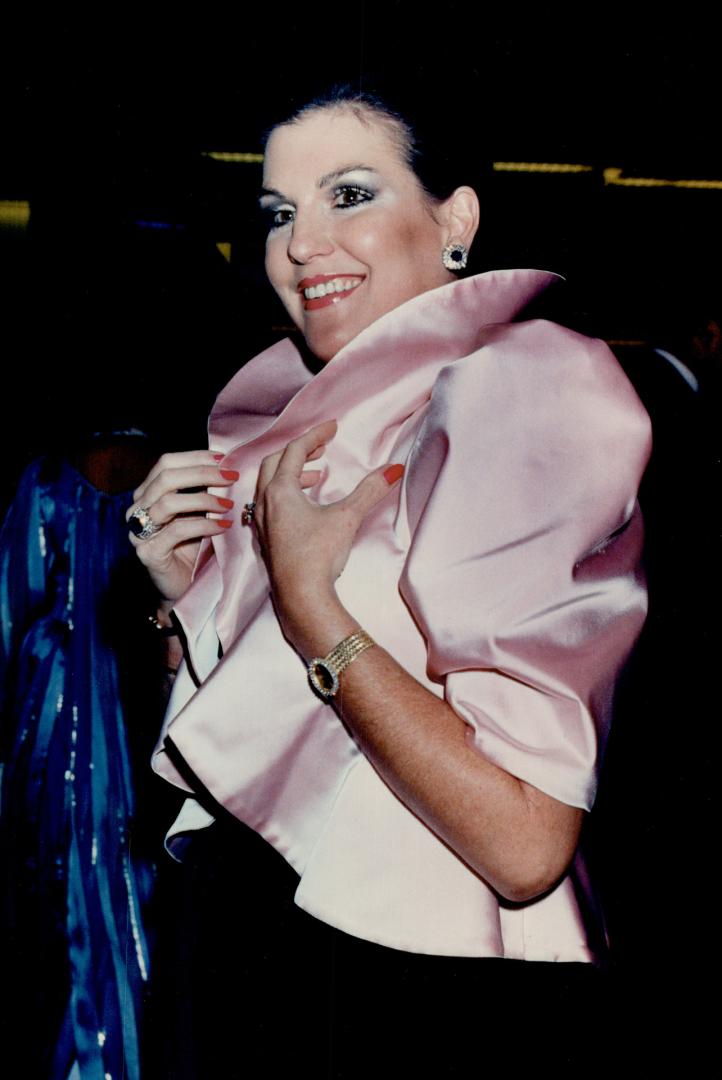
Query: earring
[{"left": 442, "top": 242, "right": 468, "bottom": 272}]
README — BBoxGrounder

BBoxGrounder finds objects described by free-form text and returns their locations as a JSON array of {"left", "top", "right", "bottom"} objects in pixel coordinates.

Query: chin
[{"left": 304, "top": 326, "right": 356, "bottom": 365}]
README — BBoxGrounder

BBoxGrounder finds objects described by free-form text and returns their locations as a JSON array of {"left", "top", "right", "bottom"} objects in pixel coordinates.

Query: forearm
[{"left": 280, "top": 586, "right": 583, "bottom": 903}]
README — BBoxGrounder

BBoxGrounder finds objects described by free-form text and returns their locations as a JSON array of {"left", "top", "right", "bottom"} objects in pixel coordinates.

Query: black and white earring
[{"left": 441, "top": 242, "right": 468, "bottom": 272}]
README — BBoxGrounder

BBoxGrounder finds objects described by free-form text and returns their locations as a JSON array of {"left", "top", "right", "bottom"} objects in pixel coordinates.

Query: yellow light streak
[
  {"left": 202, "top": 151, "right": 264, "bottom": 163},
  {"left": 492, "top": 162, "right": 594, "bottom": 174},
  {"left": 0, "top": 200, "right": 30, "bottom": 228},
  {"left": 604, "top": 167, "right": 722, "bottom": 190}
]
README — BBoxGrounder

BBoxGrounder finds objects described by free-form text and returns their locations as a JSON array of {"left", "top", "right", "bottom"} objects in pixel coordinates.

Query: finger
[
  {"left": 129, "top": 514, "right": 233, "bottom": 557},
  {"left": 275, "top": 420, "right": 337, "bottom": 479},
  {"left": 256, "top": 425, "right": 335, "bottom": 501},
  {"left": 340, "top": 463, "right": 405, "bottom": 518},
  {"left": 257, "top": 450, "right": 327, "bottom": 504},
  {"left": 299, "top": 469, "right": 322, "bottom": 489},
  {"left": 130, "top": 465, "right": 239, "bottom": 517},
  {"left": 133, "top": 449, "right": 225, "bottom": 503},
  {"left": 134, "top": 464, "right": 239, "bottom": 512},
  {"left": 257, "top": 449, "right": 284, "bottom": 500},
  {"left": 132, "top": 491, "right": 236, "bottom": 528}
]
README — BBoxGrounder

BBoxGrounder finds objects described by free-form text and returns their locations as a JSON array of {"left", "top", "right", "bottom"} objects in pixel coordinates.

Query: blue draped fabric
[{"left": 0, "top": 457, "right": 153, "bottom": 1080}]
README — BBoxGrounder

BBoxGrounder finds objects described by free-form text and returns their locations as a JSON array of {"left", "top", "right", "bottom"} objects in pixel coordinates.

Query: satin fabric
[
  {"left": 153, "top": 269, "right": 651, "bottom": 960},
  {"left": 0, "top": 458, "right": 153, "bottom": 1080}
]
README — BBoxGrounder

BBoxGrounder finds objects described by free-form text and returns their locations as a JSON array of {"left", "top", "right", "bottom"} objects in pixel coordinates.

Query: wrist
[
  {"left": 155, "top": 597, "right": 176, "bottom": 625},
  {"left": 308, "top": 630, "right": 376, "bottom": 699},
  {"left": 275, "top": 583, "right": 357, "bottom": 660},
  {"left": 147, "top": 598, "right": 179, "bottom": 638}
]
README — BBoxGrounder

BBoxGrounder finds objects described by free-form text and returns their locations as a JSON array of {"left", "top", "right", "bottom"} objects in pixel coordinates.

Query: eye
[
  {"left": 263, "top": 205, "right": 295, "bottom": 231},
  {"left": 333, "top": 185, "right": 375, "bottom": 210}
]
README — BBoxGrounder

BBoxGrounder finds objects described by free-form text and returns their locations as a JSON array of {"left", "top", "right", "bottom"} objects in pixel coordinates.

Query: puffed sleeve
[{"left": 399, "top": 319, "right": 651, "bottom": 811}]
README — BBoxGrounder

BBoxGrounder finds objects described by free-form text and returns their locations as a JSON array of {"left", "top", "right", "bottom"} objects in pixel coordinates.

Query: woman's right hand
[{"left": 126, "top": 450, "right": 239, "bottom": 604}]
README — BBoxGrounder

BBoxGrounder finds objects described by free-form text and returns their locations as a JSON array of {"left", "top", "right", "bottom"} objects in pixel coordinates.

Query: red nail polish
[
  {"left": 211, "top": 453, "right": 224, "bottom": 461},
  {"left": 383, "top": 464, "right": 404, "bottom": 485},
  {"left": 220, "top": 469, "right": 240, "bottom": 481},
  {"left": 216, "top": 496, "right": 234, "bottom": 509},
  {"left": 217, "top": 519, "right": 233, "bottom": 529}
]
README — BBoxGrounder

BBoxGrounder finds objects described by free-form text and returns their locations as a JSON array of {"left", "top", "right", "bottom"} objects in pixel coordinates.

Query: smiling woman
[
  {"left": 259, "top": 107, "right": 478, "bottom": 360},
  {"left": 129, "top": 84, "right": 651, "bottom": 1075}
]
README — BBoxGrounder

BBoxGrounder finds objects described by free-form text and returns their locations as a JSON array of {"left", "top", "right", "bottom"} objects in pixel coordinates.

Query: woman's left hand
[{"left": 252, "top": 420, "right": 403, "bottom": 646}]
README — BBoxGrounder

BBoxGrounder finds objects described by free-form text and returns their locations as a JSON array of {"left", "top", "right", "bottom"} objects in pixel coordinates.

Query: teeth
[{"left": 304, "top": 278, "right": 361, "bottom": 300}]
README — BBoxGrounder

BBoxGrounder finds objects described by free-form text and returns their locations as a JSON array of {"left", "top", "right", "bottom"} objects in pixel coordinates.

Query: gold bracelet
[{"left": 307, "top": 630, "right": 375, "bottom": 699}]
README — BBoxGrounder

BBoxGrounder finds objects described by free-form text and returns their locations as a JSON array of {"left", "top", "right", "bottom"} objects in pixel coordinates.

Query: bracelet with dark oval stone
[{"left": 307, "top": 630, "right": 375, "bottom": 699}]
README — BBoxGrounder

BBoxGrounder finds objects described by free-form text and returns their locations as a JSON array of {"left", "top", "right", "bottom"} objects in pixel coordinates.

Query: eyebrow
[
  {"left": 259, "top": 164, "right": 379, "bottom": 204},
  {"left": 317, "top": 163, "right": 378, "bottom": 188}
]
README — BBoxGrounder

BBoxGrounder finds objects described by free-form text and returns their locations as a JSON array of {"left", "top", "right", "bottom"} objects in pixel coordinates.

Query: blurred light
[
  {"left": 202, "top": 151, "right": 264, "bottom": 163},
  {"left": 493, "top": 162, "right": 594, "bottom": 174},
  {"left": 0, "top": 200, "right": 30, "bottom": 229},
  {"left": 604, "top": 167, "right": 722, "bottom": 190}
]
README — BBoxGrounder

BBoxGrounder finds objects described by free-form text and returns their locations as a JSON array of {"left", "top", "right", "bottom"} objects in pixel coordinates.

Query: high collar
[
  {"left": 208, "top": 269, "right": 560, "bottom": 456},
  {"left": 180, "top": 269, "right": 559, "bottom": 652}
]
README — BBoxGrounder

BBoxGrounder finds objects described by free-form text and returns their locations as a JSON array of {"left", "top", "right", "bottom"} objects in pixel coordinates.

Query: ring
[
  {"left": 241, "top": 501, "right": 256, "bottom": 525},
  {"left": 128, "top": 505, "right": 161, "bottom": 540}
]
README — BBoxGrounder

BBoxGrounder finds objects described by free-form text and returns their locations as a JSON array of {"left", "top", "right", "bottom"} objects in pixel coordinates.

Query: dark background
[{"left": 1, "top": 9, "right": 719, "bottom": 1068}]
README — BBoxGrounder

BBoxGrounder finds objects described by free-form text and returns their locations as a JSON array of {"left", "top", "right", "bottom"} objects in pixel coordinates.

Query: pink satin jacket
[{"left": 154, "top": 269, "right": 651, "bottom": 961}]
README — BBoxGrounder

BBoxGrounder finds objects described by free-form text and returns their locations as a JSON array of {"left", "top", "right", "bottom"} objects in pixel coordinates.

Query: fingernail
[
  {"left": 217, "top": 519, "right": 233, "bottom": 529},
  {"left": 220, "top": 469, "right": 240, "bottom": 481},
  {"left": 383, "top": 464, "right": 404, "bottom": 485},
  {"left": 211, "top": 452, "right": 224, "bottom": 461},
  {"left": 216, "top": 496, "right": 234, "bottom": 509}
]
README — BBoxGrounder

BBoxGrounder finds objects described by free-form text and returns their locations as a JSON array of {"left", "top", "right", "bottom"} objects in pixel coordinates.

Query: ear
[{"left": 440, "top": 186, "right": 480, "bottom": 249}]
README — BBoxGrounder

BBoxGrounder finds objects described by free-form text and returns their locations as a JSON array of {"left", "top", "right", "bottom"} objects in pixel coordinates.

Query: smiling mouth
[{"left": 298, "top": 275, "right": 365, "bottom": 310}]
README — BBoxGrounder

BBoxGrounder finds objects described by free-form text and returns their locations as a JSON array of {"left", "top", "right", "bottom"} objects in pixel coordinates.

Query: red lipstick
[{"left": 298, "top": 274, "right": 365, "bottom": 311}]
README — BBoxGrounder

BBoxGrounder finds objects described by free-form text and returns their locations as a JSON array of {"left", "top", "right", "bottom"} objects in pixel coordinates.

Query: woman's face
[{"left": 261, "top": 107, "right": 455, "bottom": 362}]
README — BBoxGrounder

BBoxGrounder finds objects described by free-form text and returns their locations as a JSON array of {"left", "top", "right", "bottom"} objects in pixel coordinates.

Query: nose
[{"left": 286, "top": 208, "right": 334, "bottom": 265}]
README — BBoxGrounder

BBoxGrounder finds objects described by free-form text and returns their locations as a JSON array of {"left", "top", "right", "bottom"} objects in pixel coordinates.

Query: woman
[{"left": 129, "top": 88, "right": 651, "bottom": 1074}]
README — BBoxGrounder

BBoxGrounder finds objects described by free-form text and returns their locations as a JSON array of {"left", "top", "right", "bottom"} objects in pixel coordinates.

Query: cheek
[
  {"left": 264, "top": 240, "right": 280, "bottom": 293},
  {"left": 264, "top": 236, "right": 292, "bottom": 297},
  {"left": 350, "top": 215, "right": 442, "bottom": 292},
  {"left": 264, "top": 242, "right": 303, "bottom": 330},
  {"left": 349, "top": 216, "right": 414, "bottom": 262}
]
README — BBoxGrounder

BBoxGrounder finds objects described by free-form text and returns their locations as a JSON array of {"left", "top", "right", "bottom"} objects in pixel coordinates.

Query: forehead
[{"left": 263, "top": 107, "right": 411, "bottom": 185}]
